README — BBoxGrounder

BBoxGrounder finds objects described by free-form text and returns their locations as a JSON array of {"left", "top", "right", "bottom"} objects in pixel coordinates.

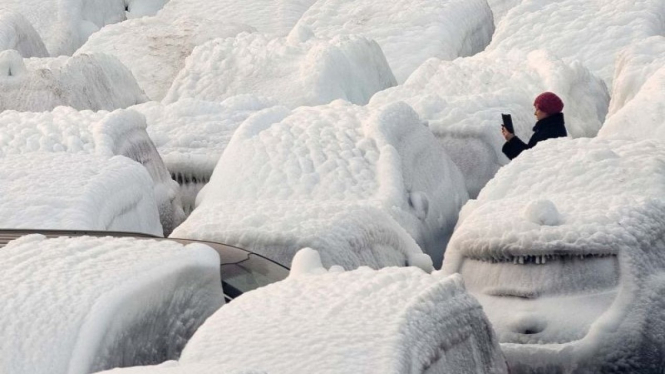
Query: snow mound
[
  {"left": 0, "top": 107, "right": 184, "bottom": 235},
  {"left": 164, "top": 32, "right": 396, "bottom": 108},
  {"left": 487, "top": 0, "right": 665, "bottom": 88},
  {"left": 0, "top": 9, "right": 48, "bottom": 57},
  {"left": 442, "top": 138, "right": 665, "bottom": 372},
  {"left": 172, "top": 100, "right": 468, "bottom": 269},
  {"left": 0, "top": 235, "right": 223, "bottom": 374},
  {"left": 370, "top": 48, "right": 608, "bottom": 197},
  {"left": 155, "top": 0, "right": 317, "bottom": 36},
  {"left": 0, "top": 0, "right": 127, "bottom": 56},
  {"left": 0, "top": 154, "right": 162, "bottom": 235},
  {"left": 0, "top": 51, "right": 148, "bottom": 112},
  {"left": 293, "top": 0, "right": 494, "bottom": 83},
  {"left": 487, "top": 0, "right": 522, "bottom": 25},
  {"left": 77, "top": 14, "right": 252, "bottom": 101}
]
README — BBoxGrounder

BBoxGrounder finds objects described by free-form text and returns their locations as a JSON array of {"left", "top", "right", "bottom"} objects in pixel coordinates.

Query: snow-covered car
[{"left": 442, "top": 137, "right": 665, "bottom": 373}]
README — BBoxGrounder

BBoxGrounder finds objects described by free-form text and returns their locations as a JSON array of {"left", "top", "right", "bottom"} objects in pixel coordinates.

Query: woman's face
[{"left": 534, "top": 106, "right": 548, "bottom": 120}]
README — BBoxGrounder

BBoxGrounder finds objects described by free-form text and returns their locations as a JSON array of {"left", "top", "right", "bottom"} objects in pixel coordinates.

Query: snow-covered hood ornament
[{"left": 442, "top": 137, "right": 665, "bottom": 372}]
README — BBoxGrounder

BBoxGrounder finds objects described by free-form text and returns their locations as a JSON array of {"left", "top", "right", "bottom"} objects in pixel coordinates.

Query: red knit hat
[{"left": 534, "top": 92, "right": 564, "bottom": 114}]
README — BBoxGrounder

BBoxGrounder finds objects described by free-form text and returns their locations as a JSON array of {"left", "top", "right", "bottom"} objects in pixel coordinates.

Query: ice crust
[
  {"left": 172, "top": 101, "right": 468, "bottom": 269},
  {"left": 0, "top": 154, "right": 162, "bottom": 235},
  {"left": 0, "top": 107, "right": 185, "bottom": 235},
  {"left": 0, "top": 9, "right": 48, "bottom": 57},
  {"left": 370, "top": 48, "right": 609, "bottom": 197},
  {"left": 293, "top": 0, "right": 494, "bottom": 83},
  {"left": 442, "top": 138, "right": 665, "bottom": 372},
  {"left": 0, "top": 50, "right": 148, "bottom": 112},
  {"left": 163, "top": 32, "right": 397, "bottom": 108},
  {"left": 77, "top": 12, "right": 253, "bottom": 100},
  {"left": 486, "top": 0, "right": 665, "bottom": 88},
  {"left": 0, "top": 235, "right": 224, "bottom": 374}
]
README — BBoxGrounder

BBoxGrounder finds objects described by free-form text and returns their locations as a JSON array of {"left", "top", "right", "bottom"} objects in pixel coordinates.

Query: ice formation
[
  {"left": 293, "top": 0, "right": 494, "bottom": 83},
  {"left": 125, "top": 0, "right": 170, "bottom": 18},
  {"left": 0, "top": 235, "right": 224, "bottom": 374},
  {"left": 0, "top": 107, "right": 185, "bottom": 235},
  {"left": 486, "top": 0, "right": 522, "bottom": 26},
  {"left": 0, "top": 9, "right": 48, "bottom": 57},
  {"left": 442, "top": 138, "right": 665, "bottom": 372},
  {"left": 0, "top": 154, "right": 162, "bottom": 235},
  {"left": 131, "top": 96, "right": 277, "bottom": 214},
  {"left": 0, "top": 0, "right": 127, "bottom": 56},
  {"left": 486, "top": 0, "right": 665, "bottom": 88},
  {"left": 370, "top": 48, "right": 608, "bottom": 197},
  {"left": 163, "top": 32, "right": 396, "bottom": 108},
  {"left": 77, "top": 12, "right": 252, "bottom": 100},
  {"left": 172, "top": 100, "right": 468, "bottom": 269},
  {"left": 0, "top": 50, "right": 148, "bottom": 112},
  {"left": 100, "top": 249, "right": 508, "bottom": 374}
]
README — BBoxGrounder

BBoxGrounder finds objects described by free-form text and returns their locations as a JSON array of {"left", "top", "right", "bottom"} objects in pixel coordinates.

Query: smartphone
[{"left": 501, "top": 113, "right": 514, "bottom": 134}]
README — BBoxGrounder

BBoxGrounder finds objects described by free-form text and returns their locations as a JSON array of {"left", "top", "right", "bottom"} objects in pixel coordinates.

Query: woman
[{"left": 502, "top": 92, "right": 568, "bottom": 160}]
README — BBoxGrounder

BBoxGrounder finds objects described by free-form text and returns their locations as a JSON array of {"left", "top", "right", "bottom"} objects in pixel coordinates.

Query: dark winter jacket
[{"left": 502, "top": 112, "right": 567, "bottom": 160}]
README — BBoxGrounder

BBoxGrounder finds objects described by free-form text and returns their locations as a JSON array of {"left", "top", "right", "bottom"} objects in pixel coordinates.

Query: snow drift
[
  {"left": 172, "top": 100, "right": 468, "bottom": 269},
  {"left": 443, "top": 137, "right": 665, "bottom": 373},
  {"left": 0, "top": 235, "right": 223, "bottom": 374},
  {"left": 163, "top": 32, "right": 397, "bottom": 108},
  {"left": 0, "top": 9, "right": 48, "bottom": 57},
  {"left": 0, "top": 107, "right": 185, "bottom": 235},
  {"left": 0, "top": 50, "right": 148, "bottom": 112},
  {"left": 293, "top": 0, "right": 494, "bottom": 83},
  {"left": 370, "top": 48, "right": 608, "bottom": 197}
]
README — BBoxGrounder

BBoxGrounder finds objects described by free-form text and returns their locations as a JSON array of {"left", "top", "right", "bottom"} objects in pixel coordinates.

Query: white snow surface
[
  {"left": 77, "top": 13, "right": 252, "bottom": 101},
  {"left": 370, "top": 48, "right": 608, "bottom": 197},
  {"left": 0, "top": 9, "right": 48, "bottom": 57},
  {"left": 0, "top": 50, "right": 148, "bottom": 112},
  {"left": 442, "top": 138, "right": 665, "bottom": 372},
  {"left": 125, "top": 0, "right": 170, "bottom": 18},
  {"left": 486, "top": 0, "right": 522, "bottom": 26},
  {"left": 0, "top": 235, "right": 224, "bottom": 374},
  {"left": 486, "top": 0, "right": 665, "bottom": 88},
  {"left": 0, "top": 107, "right": 184, "bottom": 235},
  {"left": 163, "top": 32, "right": 397, "bottom": 108},
  {"left": 101, "top": 249, "right": 508, "bottom": 374},
  {"left": 0, "top": 154, "right": 162, "bottom": 235},
  {"left": 172, "top": 100, "right": 468, "bottom": 269},
  {"left": 293, "top": 0, "right": 494, "bottom": 83},
  {"left": 0, "top": 0, "right": 127, "bottom": 56}
]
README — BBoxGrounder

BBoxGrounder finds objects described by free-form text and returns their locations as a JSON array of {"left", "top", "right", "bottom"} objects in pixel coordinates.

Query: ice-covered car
[{"left": 442, "top": 137, "right": 665, "bottom": 373}]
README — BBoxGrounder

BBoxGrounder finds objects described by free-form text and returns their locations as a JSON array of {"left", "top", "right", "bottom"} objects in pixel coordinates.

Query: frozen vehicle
[
  {"left": 172, "top": 100, "right": 468, "bottom": 270},
  {"left": 96, "top": 248, "right": 509, "bottom": 374},
  {"left": 0, "top": 107, "right": 184, "bottom": 235},
  {"left": 442, "top": 138, "right": 665, "bottom": 373}
]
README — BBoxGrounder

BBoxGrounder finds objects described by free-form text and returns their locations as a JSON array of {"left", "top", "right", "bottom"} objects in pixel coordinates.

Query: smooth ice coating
[
  {"left": 293, "top": 0, "right": 494, "bottom": 82},
  {"left": 370, "top": 49, "right": 608, "bottom": 197},
  {"left": 125, "top": 0, "right": 169, "bottom": 18},
  {"left": 0, "top": 9, "right": 48, "bottom": 57},
  {"left": 0, "top": 107, "right": 184, "bottom": 235},
  {"left": 0, "top": 154, "right": 162, "bottom": 235},
  {"left": 78, "top": 13, "right": 252, "bottom": 100},
  {"left": 486, "top": 0, "right": 665, "bottom": 88},
  {"left": 443, "top": 138, "right": 665, "bottom": 372},
  {"left": 0, "top": 0, "right": 126, "bottom": 55},
  {"left": 0, "top": 51, "right": 148, "bottom": 112},
  {"left": 0, "top": 235, "right": 224, "bottom": 374},
  {"left": 172, "top": 100, "right": 468, "bottom": 269},
  {"left": 163, "top": 32, "right": 396, "bottom": 108}
]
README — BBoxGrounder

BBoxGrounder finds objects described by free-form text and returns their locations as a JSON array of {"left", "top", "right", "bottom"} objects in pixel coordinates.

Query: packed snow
[
  {"left": 0, "top": 235, "right": 224, "bottom": 374},
  {"left": 163, "top": 32, "right": 396, "bottom": 108},
  {"left": 486, "top": 0, "right": 665, "bottom": 88},
  {"left": 293, "top": 0, "right": 494, "bottom": 83},
  {"left": 0, "top": 50, "right": 147, "bottom": 112},
  {"left": 486, "top": 0, "right": 522, "bottom": 26},
  {"left": 77, "top": 13, "right": 253, "bottom": 101},
  {"left": 172, "top": 101, "right": 468, "bottom": 269},
  {"left": 442, "top": 138, "right": 665, "bottom": 372},
  {"left": 370, "top": 48, "right": 608, "bottom": 197},
  {"left": 0, "top": 107, "right": 184, "bottom": 235},
  {"left": 99, "top": 248, "right": 508, "bottom": 374},
  {"left": 0, "top": 9, "right": 48, "bottom": 57},
  {"left": 0, "top": 153, "right": 162, "bottom": 235}
]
